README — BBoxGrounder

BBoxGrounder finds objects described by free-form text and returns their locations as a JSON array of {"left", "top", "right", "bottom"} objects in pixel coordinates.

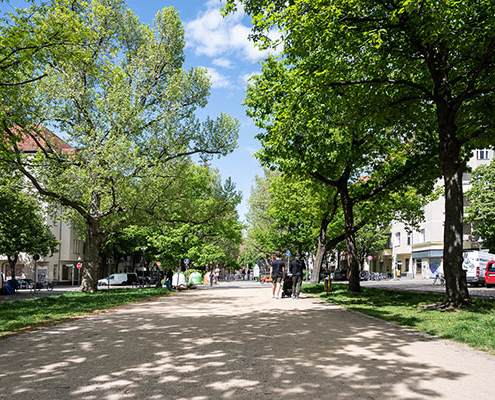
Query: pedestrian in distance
[
  {"left": 290, "top": 254, "right": 305, "bottom": 298},
  {"left": 214, "top": 265, "right": 220, "bottom": 283},
  {"left": 271, "top": 253, "right": 285, "bottom": 298},
  {"left": 209, "top": 270, "right": 214, "bottom": 287}
]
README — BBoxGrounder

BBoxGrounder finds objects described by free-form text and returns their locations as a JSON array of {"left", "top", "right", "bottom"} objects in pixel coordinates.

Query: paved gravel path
[{"left": 1, "top": 283, "right": 495, "bottom": 400}]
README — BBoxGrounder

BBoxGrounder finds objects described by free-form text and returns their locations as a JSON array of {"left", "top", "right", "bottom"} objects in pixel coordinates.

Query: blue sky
[
  {"left": 124, "top": 0, "right": 279, "bottom": 221},
  {"left": 5, "top": 0, "right": 276, "bottom": 221}
]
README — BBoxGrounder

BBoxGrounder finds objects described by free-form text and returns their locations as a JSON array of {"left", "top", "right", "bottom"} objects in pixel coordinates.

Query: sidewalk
[{"left": 1, "top": 285, "right": 495, "bottom": 399}]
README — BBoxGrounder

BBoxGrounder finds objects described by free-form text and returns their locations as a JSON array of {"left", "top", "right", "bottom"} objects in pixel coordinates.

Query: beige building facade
[
  {"left": 0, "top": 128, "right": 86, "bottom": 284},
  {"left": 374, "top": 149, "right": 494, "bottom": 278}
]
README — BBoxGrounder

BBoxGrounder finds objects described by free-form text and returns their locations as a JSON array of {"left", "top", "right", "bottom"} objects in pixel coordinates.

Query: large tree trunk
[
  {"left": 81, "top": 218, "right": 102, "bottom": 293},
  {"left": 437, "top": 99, "right": 471, "bottom": 306},
  {"left": 311, "top": 218, "right": 330, "bottom": 283},
  {"left": 440, "top": 132, "right": 470, "bottom": 306},
  {"left": 339, "top": 183, "right": 361, "bottom": 292}
]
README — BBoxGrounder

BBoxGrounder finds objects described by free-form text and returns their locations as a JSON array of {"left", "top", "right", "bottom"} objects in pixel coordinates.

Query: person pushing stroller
[{"left": 289, "top": 254, "right": 305, "bottom": 299}]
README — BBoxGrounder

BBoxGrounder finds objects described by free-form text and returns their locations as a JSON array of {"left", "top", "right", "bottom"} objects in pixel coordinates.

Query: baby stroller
[{"left": 281, "top": 275, "right": 293, "bottom": 298}]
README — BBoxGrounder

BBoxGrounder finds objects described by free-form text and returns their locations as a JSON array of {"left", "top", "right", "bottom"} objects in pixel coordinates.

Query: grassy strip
[
  {"left": 0, "top": 287, "right": 171, "bottom": 337},
  {"left": 302, "top": 283, "right": 495, "bottom": 354}
]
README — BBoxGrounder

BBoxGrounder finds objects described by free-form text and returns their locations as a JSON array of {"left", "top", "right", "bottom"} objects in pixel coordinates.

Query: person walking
[
  {"left": 290, "top": 254, "right": 305, "bottom": 298},
  {"left": 271, "top": 253, "right": 285, "bottom": 298}
]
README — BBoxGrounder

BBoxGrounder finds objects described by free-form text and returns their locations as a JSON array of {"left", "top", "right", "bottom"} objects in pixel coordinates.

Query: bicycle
[
  {"left": 29, "top": 281, "right": 54, "bottom": 292},
  {"left": 432, "top": 273, "right": 445, "bottom": 285}
]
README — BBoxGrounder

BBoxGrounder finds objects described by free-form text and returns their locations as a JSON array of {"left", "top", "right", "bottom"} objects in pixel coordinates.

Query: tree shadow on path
[{"left": 0, "top": 289, "right": 476, "bottom": 400}]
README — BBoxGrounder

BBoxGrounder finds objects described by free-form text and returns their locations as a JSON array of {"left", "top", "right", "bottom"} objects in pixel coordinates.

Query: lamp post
[{"left": 140, "top": 246, "right": 147, "bottom": 286}]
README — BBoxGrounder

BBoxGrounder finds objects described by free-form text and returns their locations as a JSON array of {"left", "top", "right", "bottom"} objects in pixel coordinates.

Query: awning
[{"left": 412, "top": 250, "right": 443, "bottom": 259}]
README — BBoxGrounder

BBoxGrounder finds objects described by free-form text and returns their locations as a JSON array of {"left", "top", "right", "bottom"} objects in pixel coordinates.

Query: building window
[
  {"left": 419, "top": 229, "right": 425, "bottom": 243},
  {"left": 407, "top": 232, "right": 412, "bottom": 246},
  {"left": 416, "top": 259, "right": 422, "bottom": 274},
  {"left": 477, "top": 149, "right": 490, "bottom": 160},
  {"left": 395, "top": 232, "right": 401, "bottom": 247}
]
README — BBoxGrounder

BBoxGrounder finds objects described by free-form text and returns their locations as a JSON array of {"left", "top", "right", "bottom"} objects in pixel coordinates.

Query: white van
[
  {"left": 98, "top": 273, "right": 129, "bottom": 286},
  {"left": 462, "top": 251, "right": 495, "bottom": 286}
]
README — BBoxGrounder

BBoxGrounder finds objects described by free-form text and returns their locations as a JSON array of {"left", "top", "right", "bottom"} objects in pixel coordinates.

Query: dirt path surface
[{"left": 1, "top": 284, "right": 495, "bottom": 400}]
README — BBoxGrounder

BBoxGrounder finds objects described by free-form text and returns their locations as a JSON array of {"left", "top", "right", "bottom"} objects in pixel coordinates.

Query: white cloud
[
  {"left": 241, "top": 71, "right": 259, "bottom": 85},
  {"left": 185, "top": 2, "right": 280, "bottom": 63},
  {"left": 212, "top": 57, "right": 234, "bottom": 68},
  {"left": 202, "top": 66, "right": 231, "bottom": 88},
  {"left": 245, "top": 146, "right": 259, "bottom": 156}
]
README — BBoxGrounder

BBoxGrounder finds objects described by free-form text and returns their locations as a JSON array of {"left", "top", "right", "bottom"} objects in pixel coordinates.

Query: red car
[{"left": 485, "top": 261, "right": 495, "bottom": 288}]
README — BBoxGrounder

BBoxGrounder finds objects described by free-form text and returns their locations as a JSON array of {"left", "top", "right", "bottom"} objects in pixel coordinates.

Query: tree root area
[{"left": 419, "top": 299, "right": 473, "bottom": 311}]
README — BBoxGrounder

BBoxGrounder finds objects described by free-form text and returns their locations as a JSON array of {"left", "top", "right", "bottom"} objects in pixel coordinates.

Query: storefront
[{"left": 412, "top": 250, "right": 443, "bottom": 278}]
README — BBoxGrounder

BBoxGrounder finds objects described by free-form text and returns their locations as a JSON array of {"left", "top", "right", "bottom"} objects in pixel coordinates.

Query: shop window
[{"left": 405, "top": 258, "right": 410, "bottom": 272}]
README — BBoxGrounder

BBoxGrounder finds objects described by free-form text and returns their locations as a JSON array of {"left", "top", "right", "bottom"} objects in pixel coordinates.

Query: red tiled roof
[{"left": 8, "top": 125, "right": 74, "bottom": 154}]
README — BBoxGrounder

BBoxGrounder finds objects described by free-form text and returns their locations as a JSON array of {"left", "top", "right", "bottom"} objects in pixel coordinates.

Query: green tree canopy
[
  {"left": 466, "top": 163, "right": 495, "bottom": 253},
  {"left": 1, "top": 1, "right": 238, "bottom": 291},
  {"left": 226, "top": 0, "right": 495, "bottom": 305},
  {"left": 105, "top": 163, "right": 243, "bottom": 272}
]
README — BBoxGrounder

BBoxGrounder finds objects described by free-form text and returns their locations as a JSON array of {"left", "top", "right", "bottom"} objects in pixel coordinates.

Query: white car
[{"left": 98, "top": 273, "right": 129, "bottom": 286}]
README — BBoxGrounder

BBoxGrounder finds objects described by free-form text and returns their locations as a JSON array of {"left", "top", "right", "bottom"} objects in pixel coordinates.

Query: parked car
[
  {"left": 125, "top": 273, "right": 139, "bottom": 285},
  {"left": 98, "top": 273, "right": 137, "bottom": 286},
  {"left": 332, "top": 269, "right": 348, "bottom": 281},
  {"left": 485, "top": 261, "right": 495, "bottom": 288},
  {"left": 359, "top": 270, "right": 370, "bottom": 281},
  {"left": 462, "top": 250, "right": 495, "bottom": 286},
  {"left": 17, "top": 279, "right": 33, "bottom": 289}
]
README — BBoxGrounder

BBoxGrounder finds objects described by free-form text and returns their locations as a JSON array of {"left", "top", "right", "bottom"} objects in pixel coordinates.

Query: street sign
[
  {"left": 184, "top": 258, "right": 190, "bottom": 265},
  {"left": 286, "top": 250, "right": 291, "bottom": 257},
  {"left": 76, "top": 262, "right": 82, "bottom": 269}
]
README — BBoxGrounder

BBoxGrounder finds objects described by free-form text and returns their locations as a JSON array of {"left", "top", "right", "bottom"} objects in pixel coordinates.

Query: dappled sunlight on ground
[{"left": 1, "top": 286, "right": 494, "bottom": 399}]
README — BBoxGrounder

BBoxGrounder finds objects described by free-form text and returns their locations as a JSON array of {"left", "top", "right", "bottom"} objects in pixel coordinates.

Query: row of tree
[
  {"left": 243, "top": 168, "right": 426, "bottom": 279},
  {"left": 226, "top": 0, "right": 495, "bottom": 306},
  {"left": 0, "top": 0, "right": 242, "bottom": 291}
]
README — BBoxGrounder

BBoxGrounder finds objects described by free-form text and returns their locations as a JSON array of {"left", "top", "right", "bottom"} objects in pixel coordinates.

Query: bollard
[{"left": 324, "top": 276, "right": 331, "bottom": 295}]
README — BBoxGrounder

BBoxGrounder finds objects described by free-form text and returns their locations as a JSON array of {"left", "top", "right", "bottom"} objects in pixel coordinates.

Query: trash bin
[{"left": 189, "top": 271, "right": 202, "bottom": 285}]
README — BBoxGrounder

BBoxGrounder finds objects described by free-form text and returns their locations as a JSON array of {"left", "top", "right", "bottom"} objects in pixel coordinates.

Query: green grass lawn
[
  {"left": 0, "top": 287, "right": 171, "bottom": 337},
  {"left": 302, "top": 283, "right": 495, "bottom": 354}
]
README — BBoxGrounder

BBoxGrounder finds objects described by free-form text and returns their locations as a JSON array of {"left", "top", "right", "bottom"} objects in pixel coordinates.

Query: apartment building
[
  {"left": 0, "top": 127, "right": 85, "bottom": 284},
  {"left": 370, "top": 149, "right": 494, "bottom": 278}
]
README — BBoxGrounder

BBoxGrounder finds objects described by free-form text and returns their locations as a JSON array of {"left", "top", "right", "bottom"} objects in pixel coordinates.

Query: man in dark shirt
[
  {"left": 271, "top": 253, "right": 285, "bottom": 298},
  {"left": 289, "top": 254, "right": 305, "bottom": 298}
]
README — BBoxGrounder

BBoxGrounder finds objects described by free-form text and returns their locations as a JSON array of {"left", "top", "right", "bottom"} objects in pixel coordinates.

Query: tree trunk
[
  {"left": 440, "top": 137, "right": 470, "bottom": 306},
  {"left": 311, "top": 218, "right": 330, "bottom": 283},
  {"left": 7, "top": 255, "right": 18, "bottom": 280},
  {"left": 81, "top": 218, "right": 102, "bottom": 293},
  {"left": 312, "top": 242, "right": 326, "bottom": 283},
  {"left": 339, "top": 183, "right": 361, "bottom": 292}
]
